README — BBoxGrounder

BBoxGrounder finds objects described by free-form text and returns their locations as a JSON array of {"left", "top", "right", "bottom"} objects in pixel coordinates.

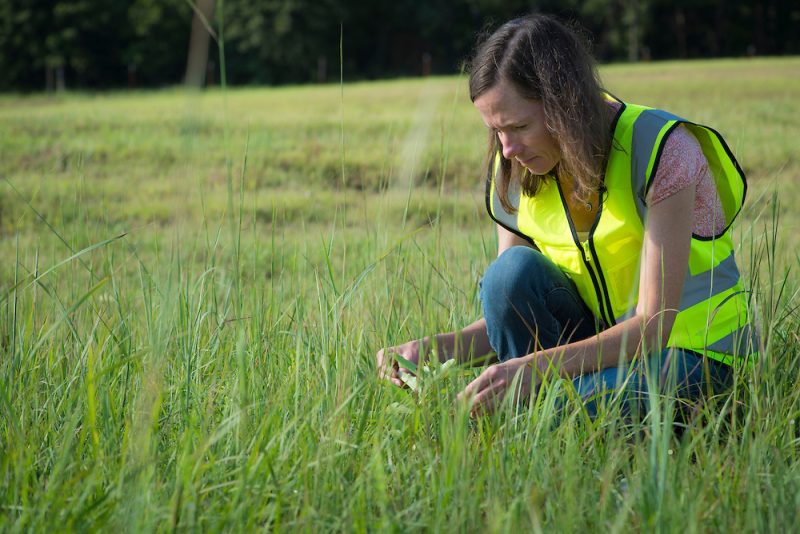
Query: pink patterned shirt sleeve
[{"left": 648, "top": 125, "right": 726, "bottom": 237}]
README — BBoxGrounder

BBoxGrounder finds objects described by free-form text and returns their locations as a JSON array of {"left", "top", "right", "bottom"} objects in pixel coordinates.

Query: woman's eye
[{"left": 514, "top": 124, "right": 527, "bottom": 130}]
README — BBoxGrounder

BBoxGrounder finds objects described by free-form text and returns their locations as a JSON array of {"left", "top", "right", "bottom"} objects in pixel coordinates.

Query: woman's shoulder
[{"left": 648, "top": 125, "right": 706, "bottom": 205}]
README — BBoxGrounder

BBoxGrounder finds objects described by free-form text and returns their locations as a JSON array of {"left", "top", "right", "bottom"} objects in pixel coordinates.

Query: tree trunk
[
  {"left": 674, "top": 7, "right": 687, "bottom": 58},
  {"left": 184, "top": 0, "right": 216, "bottom": 88},
  {"left": 627, "top": 0, "right": 640, "bottom": 62}
]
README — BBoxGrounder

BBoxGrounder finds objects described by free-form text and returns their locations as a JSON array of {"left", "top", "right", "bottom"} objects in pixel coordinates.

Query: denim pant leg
[
  {"left": 480, "top": 246, "right": 599, "bottom": 361},
  {"left": 573, "top": 348, "right": 734, "bottom": 419}
]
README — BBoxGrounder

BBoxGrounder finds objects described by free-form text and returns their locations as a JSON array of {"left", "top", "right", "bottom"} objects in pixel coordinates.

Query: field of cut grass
[{"left": 1, "top": 57, "right": 800, "bottom": 531}]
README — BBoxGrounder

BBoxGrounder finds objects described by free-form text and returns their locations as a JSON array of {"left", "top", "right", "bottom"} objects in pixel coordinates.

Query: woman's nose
[{"left": 500, "top": 132, "right": 521, "bottom": 159}]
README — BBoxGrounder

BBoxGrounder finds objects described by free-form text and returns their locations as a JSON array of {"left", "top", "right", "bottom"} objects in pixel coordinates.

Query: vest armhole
[
  {"left": 642, "top": 121, "right": 681, "bottom": 200},
  {"left": 642, "top": 119, "right": 747, "bottom": 241},
  {"left": 685, "top": 122, "right": 748, "bottom": 239},
  {"left": 484, "top": 167, "right": 537, "bottom": 249}
]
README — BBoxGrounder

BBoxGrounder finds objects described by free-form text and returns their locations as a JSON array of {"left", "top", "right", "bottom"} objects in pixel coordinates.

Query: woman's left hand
[{"left": 457, "top": 356, "right": 539, "bottom": 416}]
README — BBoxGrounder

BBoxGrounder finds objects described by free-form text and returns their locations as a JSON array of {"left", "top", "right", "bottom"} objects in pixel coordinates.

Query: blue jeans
[{"left": 479, "top": 246, "right": 732, "bottom": 419}]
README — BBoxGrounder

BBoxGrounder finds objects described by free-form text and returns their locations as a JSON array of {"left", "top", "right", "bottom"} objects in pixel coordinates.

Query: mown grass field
[{"left": 1, "top": 57, "right": 800, "bottom": 531}]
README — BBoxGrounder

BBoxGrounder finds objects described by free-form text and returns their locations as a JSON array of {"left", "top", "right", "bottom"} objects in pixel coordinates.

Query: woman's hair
[{"left": 469, "top": 14, "right": 611, "bottom": 212}]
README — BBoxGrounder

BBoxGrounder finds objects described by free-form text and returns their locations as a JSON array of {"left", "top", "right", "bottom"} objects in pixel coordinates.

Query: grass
[{"left": 1, "top": 57, "right": 800, "bottom": 531}]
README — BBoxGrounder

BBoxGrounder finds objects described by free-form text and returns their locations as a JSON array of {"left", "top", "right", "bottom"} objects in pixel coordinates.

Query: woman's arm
[
  {"left": 377, "top": 224, "right": 533, "bottom": 384},
  {"left": 497, "top": 224, "right": 533, "bottom": 254},
  {"left": 423, "top": 224, "right": 533, "bottom": 363},
  {"left": 460, "top": 184, "right": 695, "bottom": 413}
]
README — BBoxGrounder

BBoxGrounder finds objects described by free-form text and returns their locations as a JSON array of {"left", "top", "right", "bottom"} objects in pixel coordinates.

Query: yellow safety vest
[{"left": 486, "top": 97, "right": 757, "bottom": 365}]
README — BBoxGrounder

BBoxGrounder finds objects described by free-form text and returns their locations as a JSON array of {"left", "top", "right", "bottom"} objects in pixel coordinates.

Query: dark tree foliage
[
  {"left": 0, "top": 0, "right": 797, "bottom": 90},
  {"left": 0, "top": 0, "right": 191, "bottom": 90},
  {"left": 125, "top": 0, "right": 193, "bottom": 86},
  {"left": 646, "top": 0, "right": 797, "bottom": 59},
  {"left": 222, "top": 0, "right": 345, "bottom": 85}
]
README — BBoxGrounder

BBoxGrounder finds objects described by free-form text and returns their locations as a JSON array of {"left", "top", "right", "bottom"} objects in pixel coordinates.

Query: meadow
[{"left": 1, "top": 57, "right": 800, "bottom": 531}]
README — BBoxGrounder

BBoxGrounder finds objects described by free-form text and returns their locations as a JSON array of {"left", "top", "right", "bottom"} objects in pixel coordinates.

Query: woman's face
[{"left": 473, "top": 80, "right": 560, "bottom": 175}]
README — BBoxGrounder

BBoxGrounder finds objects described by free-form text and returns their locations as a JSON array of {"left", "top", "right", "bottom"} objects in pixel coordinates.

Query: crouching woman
[{"left": 377, "top": 14, "right": 757, "bottom": 418}]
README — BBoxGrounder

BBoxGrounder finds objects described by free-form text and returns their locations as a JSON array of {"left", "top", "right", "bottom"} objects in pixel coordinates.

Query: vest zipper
[
  {"left": 582, "top": 242, "right": 592, "bottom": 263},
  {"left": 555, "top": 181, "right": 616, "bottom": 327},
  {"left": 587, "top": 200, "right": 617, "bottom": 327}
]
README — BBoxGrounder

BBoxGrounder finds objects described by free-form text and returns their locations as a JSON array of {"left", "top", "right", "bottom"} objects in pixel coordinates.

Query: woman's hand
[
  {"left": 457, "top": 356, "right": 539, "bottom": 416},
  {"left": 376, "top": 340, "right": 423, "bottom": 388}
]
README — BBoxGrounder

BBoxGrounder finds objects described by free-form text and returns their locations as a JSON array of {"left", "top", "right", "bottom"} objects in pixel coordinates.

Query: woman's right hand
[{"left": 376, "top": 340, "right": 423, "bottom": 388}]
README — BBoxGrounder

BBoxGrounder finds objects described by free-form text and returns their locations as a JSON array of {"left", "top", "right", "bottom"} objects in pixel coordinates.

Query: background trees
[{"left": 0, "top": 0, "right": 797, "bottom": 91}]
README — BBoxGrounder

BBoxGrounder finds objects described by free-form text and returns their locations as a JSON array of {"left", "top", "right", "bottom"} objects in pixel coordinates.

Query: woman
[{"left": 376, "top": 14, "right": 756, "bottom": 418}]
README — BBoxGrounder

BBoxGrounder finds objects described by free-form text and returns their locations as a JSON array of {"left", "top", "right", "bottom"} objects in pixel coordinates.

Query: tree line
[{"left": 0, "top": 0, "right": 797, "bottom": 91}]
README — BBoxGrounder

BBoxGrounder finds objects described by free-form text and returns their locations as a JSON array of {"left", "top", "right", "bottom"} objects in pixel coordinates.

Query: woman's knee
[
  {"left": 480, "top": 246, "right": 553, "bottom": 319},
  {"left": 482, "top": 246, "right": 549, "bottom": 297}
]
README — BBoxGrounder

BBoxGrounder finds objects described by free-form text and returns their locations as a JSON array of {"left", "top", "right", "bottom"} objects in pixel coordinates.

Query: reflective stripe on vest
[
  {"left": 631, "top": 108, "right": 682, "bottom": 221},
  {"left": 484, "top": 97, "right": 756, "bottom": 364},
  {"left": 678, "top": 251, "right": 740, "bottom": 310}
]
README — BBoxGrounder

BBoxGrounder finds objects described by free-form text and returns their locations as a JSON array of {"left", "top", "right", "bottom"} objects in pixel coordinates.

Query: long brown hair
[{"left": 468, "top": 14, "right": 611, "bottom": 212}]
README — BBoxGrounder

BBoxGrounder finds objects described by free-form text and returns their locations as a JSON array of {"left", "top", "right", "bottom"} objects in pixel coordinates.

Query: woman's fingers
[
  {"left": 378, "top": 348, "right": 413, "bottom": 389},
  {"left": 457, "top": 371, "right": 486, "bottom": 402},
  {"left": 458, "top": 365, "right": 505, "bottom": 402},
  {"left": 456, "top": 365, "right": 511, "bottom": 415},
  {"left": 458, "top": 362, "right": 535, "bottom": 416},
  {"left": 377, "top": 349, "right": 396, "bottom": 378},
  {"left": 469, "top": 379, "right": 507, "bottom": 416}
]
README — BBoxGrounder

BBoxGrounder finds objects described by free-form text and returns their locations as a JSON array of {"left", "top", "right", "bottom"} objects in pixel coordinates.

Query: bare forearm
[
  {"left": 421, "top": 318, "right": 495, "bottom": 366},
  {"left": 530, "top": 313, "right": 674, "bottom": 379}
]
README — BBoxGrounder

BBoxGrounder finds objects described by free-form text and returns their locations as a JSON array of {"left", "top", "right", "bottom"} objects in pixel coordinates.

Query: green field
[{"left": 1, "top": 57, "right": 800, "bottom": 531}]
